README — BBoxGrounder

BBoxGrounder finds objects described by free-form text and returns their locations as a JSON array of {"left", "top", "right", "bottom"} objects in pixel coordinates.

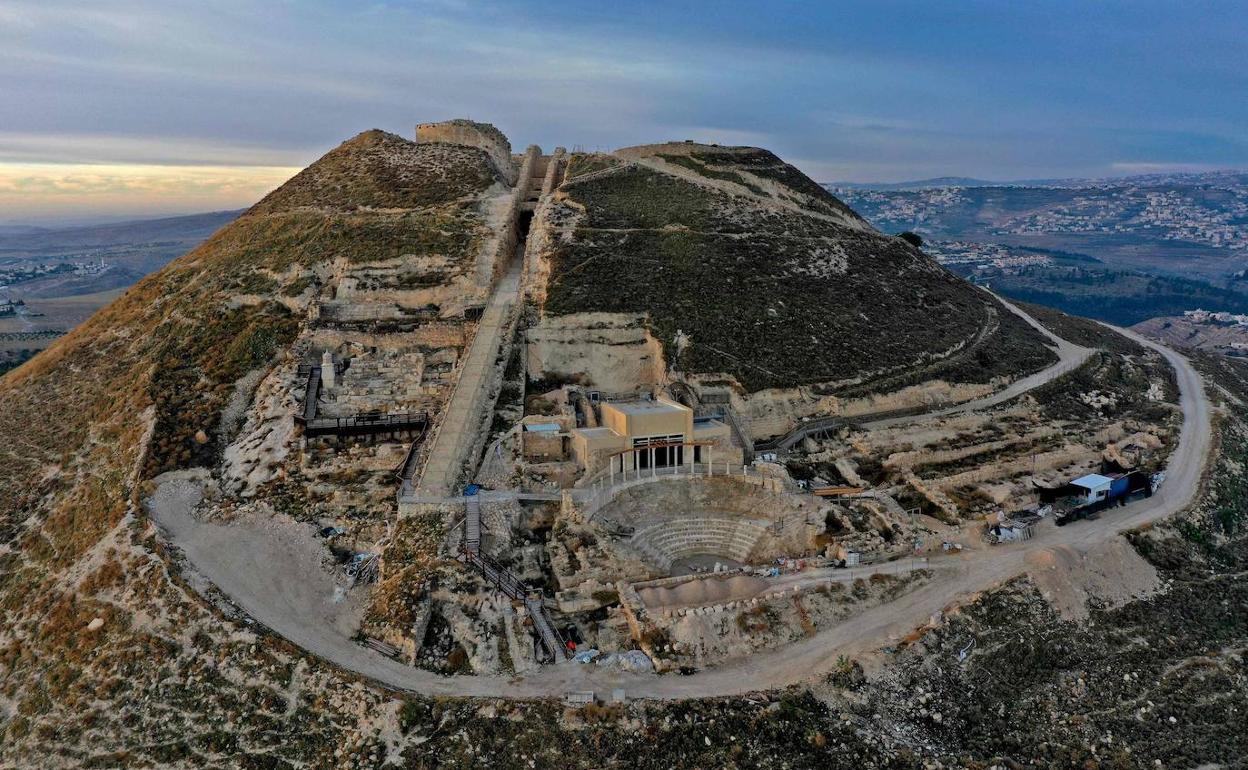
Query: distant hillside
[
  {"left": 828, "top": 176, "right": 998, "bottom": 191},
  {"left": 0, "top": 225, "right": 52, "bottom": 236},
  {"left": 829, "top": 172, "right": 1248, "bottom": 281},
  {"left": 0, "top": 210, "right": 245, "bottom": 299},
  {"left": 1133, "top": 313, "right": 1248, "bottom": 356},
  {"left": 0, "top": 210, "right": 242, "bottom": 256},
  {"left": 826, "top": 170, "right": 1248, "bottom": 330},
  {"left": 984, "top": 266, "right": 1248, "bottom": 327}
]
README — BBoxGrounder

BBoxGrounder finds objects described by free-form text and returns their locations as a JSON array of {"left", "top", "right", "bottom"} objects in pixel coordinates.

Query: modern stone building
[{"left": 570, "top": 397, "right": 735, "bottom": 476}]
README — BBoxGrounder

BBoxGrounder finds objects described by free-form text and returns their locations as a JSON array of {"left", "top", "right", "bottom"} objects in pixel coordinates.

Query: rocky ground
[{"left": 4, "top": 377, "right": 1241, "bottom": 767}]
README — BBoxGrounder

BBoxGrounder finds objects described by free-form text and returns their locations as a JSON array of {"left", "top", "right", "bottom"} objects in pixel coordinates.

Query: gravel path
[{"left": 146, "top": 315, "right": 1212, "bottom": 700}]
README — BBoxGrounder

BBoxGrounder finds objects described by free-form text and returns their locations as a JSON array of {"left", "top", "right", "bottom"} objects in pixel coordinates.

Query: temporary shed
[{"left": 1070, "top": 473, "right": 1113, "bottom": 504}]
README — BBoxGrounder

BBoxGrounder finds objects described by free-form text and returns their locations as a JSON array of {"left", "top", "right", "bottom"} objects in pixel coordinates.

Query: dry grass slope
[
  {"left": 0, "top": 129, "right": 504, "bottom": 765},
  {"left": 544, "top": 159, "right": 1054, "bottom": 391}
]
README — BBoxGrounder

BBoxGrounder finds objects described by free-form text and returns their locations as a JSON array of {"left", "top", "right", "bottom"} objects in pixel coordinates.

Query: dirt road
[
  {"left": 772, "top": 292, "right": 1093, "bottom": 442},
  {"left": 147, "top": 319, "right": 1211, "bottom": 700},
  {"left": 864, "top": 292, "right": 1093, "bottom": 430}
]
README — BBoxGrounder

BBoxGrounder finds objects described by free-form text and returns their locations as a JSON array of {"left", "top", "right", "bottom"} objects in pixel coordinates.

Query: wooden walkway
[
  {"left": 458, "top": 547, "right": 567, "bottom": 663},
  {"left": 300, "top": 366, "right": 321, "bottom": 422},
  {"left": 303, "top": 412, "right": 429, "bottom": 438}
]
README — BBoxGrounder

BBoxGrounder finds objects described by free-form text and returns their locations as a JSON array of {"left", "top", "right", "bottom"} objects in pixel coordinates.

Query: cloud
[
  {"left": 0, "top": 133, "right": 315, "bottom": 167},
  {"left": 1, "top": 0, "right": 1246, "bottom": 202},
  {"left": 0, "top": 163, "right": 299, "bottom": 220}
]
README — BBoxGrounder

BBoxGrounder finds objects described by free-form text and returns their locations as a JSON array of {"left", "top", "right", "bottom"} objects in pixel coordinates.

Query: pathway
[
  {"left": 148, "top": 313, "right": 1212, "bottom": 699},
  {"left": 416, "top": 253, "right": 523, "bottom": 496},
  {"left": 759, "top": 291, "right": 1094, "bottom": 450}
]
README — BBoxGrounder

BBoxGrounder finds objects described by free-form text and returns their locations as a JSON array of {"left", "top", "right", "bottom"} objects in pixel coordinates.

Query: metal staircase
[
  {"left": 464, "top": 494, "right": 481, "bottom": 554},
  {"left": 525, "top": 596, "right": 564, "bottom": 662},
  {"left": 457, "top": 523, "right": 567, "bottom": 663}
]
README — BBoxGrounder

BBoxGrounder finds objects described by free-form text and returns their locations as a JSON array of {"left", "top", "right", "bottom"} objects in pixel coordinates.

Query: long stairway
[
  {"left": 432, "top": 150, "right": 570, "bottom": 663},
  {"left": 416, "top": 254, "right": 523, "bottom": 495},
  {"left": 414, "top": 151, "right": 566, "bottom": 497}
]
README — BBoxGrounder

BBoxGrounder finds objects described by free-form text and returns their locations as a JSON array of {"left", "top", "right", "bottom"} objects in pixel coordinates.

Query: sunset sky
[{"left": 2, "top": 0, "right": 1245, "bottom": 224}]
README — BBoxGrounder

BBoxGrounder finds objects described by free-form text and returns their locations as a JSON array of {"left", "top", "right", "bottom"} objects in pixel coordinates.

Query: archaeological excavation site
[
  {"left": 7, "top": 117, "right": 1231, "bottom": 768},
  {"left": 105, "top": 119, "right": 1188, "bottom": 687}
]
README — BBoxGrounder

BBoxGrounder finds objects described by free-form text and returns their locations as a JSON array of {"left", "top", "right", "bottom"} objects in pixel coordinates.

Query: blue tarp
[{"left": 525, "top": 423, "right": 561, "bottom": 433}]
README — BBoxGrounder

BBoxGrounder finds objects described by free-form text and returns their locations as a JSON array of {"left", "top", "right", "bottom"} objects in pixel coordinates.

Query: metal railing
[
  {"left": 461, "top": 549, "right": 529, "bottom": 600},
  {"left": 460, "top": 547, "right": 568, "bottom": 661}
]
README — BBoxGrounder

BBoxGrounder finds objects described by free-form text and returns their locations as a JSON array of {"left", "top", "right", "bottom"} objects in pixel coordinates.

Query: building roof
[
  {"left": 692, "top": 418, "right": 726, "bottom": 434},
  {"left": 574, "top": 426, "right": 619, "bottom": 438},
  {"left": 1071, "top": 473, "right": 1113, "bottom": 489},
  {"left": 605, "top": 400, "right": 688, "bottom": 416}
]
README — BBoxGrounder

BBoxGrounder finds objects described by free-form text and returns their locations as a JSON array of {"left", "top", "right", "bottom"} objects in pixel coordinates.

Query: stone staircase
[{"left": 416, "top": 255, "right": 523, "bottom": 495}]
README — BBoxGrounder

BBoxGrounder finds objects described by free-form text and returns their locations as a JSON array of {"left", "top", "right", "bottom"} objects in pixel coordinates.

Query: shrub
[{"left": 897, "top": 231, "right": 923, "bottom": 248}]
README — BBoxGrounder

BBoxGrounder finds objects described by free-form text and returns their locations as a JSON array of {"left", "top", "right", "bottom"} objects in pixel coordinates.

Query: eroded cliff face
[{"left": 524, "top": 312, "right": 666, "bottom": 391}]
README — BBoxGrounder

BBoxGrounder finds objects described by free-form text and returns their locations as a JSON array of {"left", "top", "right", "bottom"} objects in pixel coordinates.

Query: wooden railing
[{"left": 302, "top": 411, "right": 430, "bottom": 437}]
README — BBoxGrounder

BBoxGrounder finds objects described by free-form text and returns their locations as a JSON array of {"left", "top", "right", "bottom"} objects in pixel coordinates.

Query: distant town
[
  {"left": 830, "top": 170, "right": 1248, "bottom": 256},
  {"left": 0, "top": 259, "right": 112, "bottom": 294}
]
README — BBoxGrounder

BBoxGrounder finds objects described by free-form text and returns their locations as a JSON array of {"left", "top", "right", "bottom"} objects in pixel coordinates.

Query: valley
[{"left": 834, "top": 173, "right": 1248, "bottom": 326}]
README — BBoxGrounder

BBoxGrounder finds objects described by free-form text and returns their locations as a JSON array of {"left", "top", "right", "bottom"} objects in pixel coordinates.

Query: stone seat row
[{"left": 628, "top": 518, "right": 771, "bottom": 568}]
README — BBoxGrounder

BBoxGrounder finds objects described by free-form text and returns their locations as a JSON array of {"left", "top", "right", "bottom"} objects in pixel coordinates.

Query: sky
[{"left": 2, "top": 0, "right": 1246, "bottom": 224}]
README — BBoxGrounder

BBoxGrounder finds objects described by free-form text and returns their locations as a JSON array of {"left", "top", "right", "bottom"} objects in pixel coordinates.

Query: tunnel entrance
[{"left": 517, "top": 209, "right": 534, "bottom": 241}]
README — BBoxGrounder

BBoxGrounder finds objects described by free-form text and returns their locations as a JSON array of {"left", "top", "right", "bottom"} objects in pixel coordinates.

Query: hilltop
[{"left": 3, "top": 122, "right": 1225, "bottom": 769}]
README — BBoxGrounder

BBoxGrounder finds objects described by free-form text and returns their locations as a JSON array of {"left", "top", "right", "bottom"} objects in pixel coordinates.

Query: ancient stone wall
[
  {"left": 696, "top": 374, "right": 1008, "bottom": 443},
  {"left": 416, "top": 119, "right": 517, "bottom": 185},
  {"left": 479, "top": 145, "right": 540, "bottom": 289},
  {"left": 308, "top": 324, "right": 469, "bottom": 354}
]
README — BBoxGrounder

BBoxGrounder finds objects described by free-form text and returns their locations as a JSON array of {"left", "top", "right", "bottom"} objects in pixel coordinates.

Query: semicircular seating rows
[{"left": 627, "top": 516, "right": 773, "bottom": 572}]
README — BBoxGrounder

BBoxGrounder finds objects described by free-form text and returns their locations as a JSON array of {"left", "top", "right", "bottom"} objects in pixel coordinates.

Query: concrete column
[
  {"left": 650, "top": 447, "right": 656, "bottom": 477},
  {"left": 321, "top": 351, "right": 335, "bottom": 390}
]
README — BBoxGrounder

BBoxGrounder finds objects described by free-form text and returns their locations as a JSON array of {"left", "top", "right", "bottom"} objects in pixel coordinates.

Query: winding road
[
  {"left": 148, "top": 308, "right": 1212, "bottom": 700},
  {"left": 761, "top": 291, "right": 1093, "bottom": 447}
]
